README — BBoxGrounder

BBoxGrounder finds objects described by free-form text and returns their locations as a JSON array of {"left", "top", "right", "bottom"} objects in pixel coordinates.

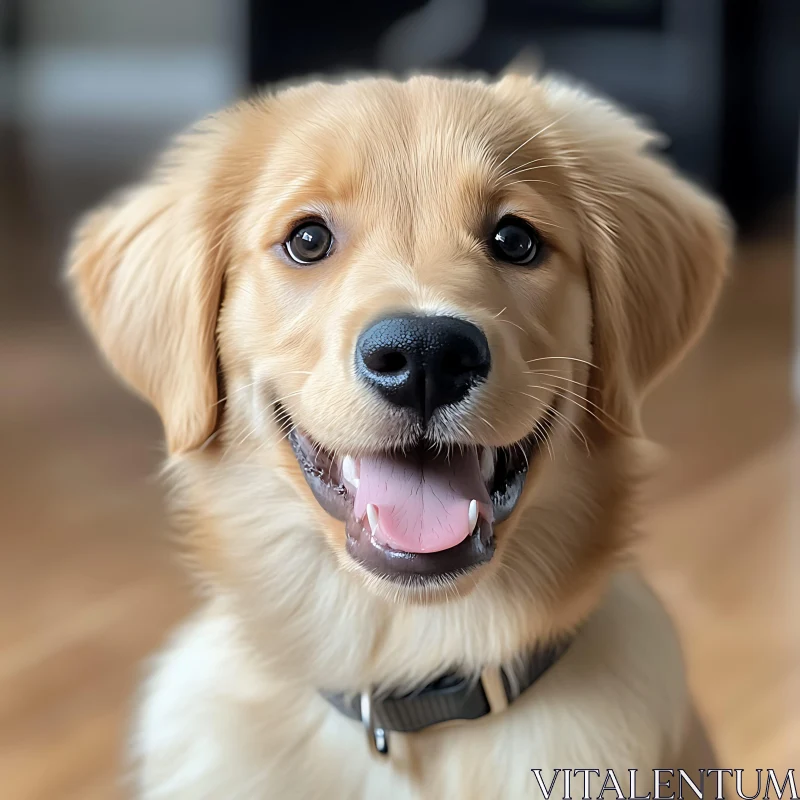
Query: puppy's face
[
  {"left": 68, "top": 75, "right": 729, "bottom": 605},
  {"left": 220, "top": 80, "right": 593, "bottom": 588}
]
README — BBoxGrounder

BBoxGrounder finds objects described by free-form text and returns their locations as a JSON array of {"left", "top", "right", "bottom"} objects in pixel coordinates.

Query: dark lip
[
  {"left": 286, "top": 402, "right": 558, "bottom": 586},
  {"left": 345, "top": 513, "right": 496, "bottom": 583}
]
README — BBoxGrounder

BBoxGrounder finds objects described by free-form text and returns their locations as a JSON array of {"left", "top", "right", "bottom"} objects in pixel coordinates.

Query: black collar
[{"left": 322, "top": 637, "right": 573, "bottom": 756}]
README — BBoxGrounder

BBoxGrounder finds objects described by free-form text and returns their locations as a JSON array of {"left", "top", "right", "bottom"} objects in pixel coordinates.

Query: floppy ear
[
  {"left": 537, "top": 78, "right": 733, "bottom": 428},
  {"left": 66, "top": 132, "right": 230, "bottom": 454}
]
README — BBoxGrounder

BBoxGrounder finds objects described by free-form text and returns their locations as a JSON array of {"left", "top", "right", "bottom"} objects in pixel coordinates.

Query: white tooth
[
  {"left": 468, "top": 499, "right": 479, "bottom": 532},
  {"left": 342, "top": 455, "right": 359, "bottom": 488},
  {"left": 480, "top": 447, "right": 495, "bottom": 482},
  {"left": 366, "top": 503, "right": 379, "bottom": 534}
]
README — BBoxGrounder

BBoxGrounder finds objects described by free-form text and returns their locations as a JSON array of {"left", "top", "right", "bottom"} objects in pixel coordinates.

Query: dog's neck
[{"left": 322, "top": 634, "right": 576, "bottom": 756}]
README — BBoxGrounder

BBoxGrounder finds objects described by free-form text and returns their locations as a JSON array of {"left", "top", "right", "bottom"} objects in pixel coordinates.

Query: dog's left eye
[
  {"left": 490, "top": 216, "right": 541, "bottom": 266},
  {"left": 285, "top": 221, "right": 334, "bottom": 264}
]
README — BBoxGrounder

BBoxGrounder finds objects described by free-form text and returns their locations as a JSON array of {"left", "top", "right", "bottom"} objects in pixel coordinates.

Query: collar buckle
[
  {"left": 479, "top": 665, "right": 510, "bottom": 715},
  {"left": 360, "top": 691, "right": 389, "bottom": 757}
]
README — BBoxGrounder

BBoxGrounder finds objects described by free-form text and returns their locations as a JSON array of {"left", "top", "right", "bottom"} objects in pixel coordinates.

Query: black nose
[{"left": 355, "top": 315, "right": 491, "bottom": 422}]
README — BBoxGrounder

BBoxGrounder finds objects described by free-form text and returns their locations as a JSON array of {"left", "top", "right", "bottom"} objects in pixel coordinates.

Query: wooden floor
[{"left": 1, "top": 129, "right": 797, "bottom": 798}]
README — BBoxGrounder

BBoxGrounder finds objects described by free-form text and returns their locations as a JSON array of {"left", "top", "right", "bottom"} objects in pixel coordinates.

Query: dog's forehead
[{"left": 264, "top": 78, "right": 520, "bottom": 201}]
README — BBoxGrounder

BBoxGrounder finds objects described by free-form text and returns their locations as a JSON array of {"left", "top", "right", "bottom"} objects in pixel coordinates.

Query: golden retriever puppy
[{"left": 67, "top": 71, "right": 729, "bottom": 799}]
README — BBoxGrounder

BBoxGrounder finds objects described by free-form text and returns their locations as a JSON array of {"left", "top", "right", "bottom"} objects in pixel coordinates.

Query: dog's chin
[{"left": 284, "top": 401, "right": 558, "bottom": 594}]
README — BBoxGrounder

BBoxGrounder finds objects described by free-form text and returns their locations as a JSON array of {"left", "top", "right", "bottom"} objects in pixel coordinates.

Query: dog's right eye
[
  {"left": 285, "top": 221, "right": 334, "bottom": 265},
  {"left": 489, "top": 215, "right": 542, "bottom": 266}
]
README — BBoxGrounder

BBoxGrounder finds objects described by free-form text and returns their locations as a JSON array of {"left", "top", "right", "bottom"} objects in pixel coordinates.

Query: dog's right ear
[{"left": 66, "top": 127, "right": 232, "bottom": 454}]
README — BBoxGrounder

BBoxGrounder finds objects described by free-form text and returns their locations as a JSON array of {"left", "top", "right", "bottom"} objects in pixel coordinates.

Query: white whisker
[
  {"left": 499, "top": 149, "right": 583, "bottom": 183},
  {"left": 522, "top": 386, "right": 590, "bottom": 455},
  {"left": 531, "top": 382, "right": 619, "bottom": 430},
  {"left": 528, "top": 382, "right": 610, "bottom": 421},
  {"left": 503, "top": 178, "right": 559, "bottom": 188},
  {"left": 514, "top": 439, "right": 530, "bottom": 471},
  {"left": 520, "top": 387, "right": 556, "bottom": 462},
  {"left": 496, "top": 155, "right": 554, "bottom": 181},
  {"left": 525, "top": 370, "right": 588, "bottom": 389},
  {"left": 549, "top": 405, "right": 590, "bottom": 455},
  {"left": 526, "top": 356, "right": 599, "bottom": 370},
  {"left": 477, "top": 415, "right": 499, "bottom": 435},
  {"left": 495, "top": 110, "right": 574, "bottom": 170},
  {"left": 527, "top": 219, "right": 566, "bottom": 231},
  {"left": 235, "top": 389, "right": 302, "bottom": 449},
  {"left": 535, "top": 421, "right": 555, "bottom": 462},
  {"left": 497, "top": 160, "right": 562, "bottom": 182},
  {"left": 211, "top": 379, "right": 258, "bottom": 408},
  {"left": 495, "top": 317, "right": 527, "bottom": 335}
]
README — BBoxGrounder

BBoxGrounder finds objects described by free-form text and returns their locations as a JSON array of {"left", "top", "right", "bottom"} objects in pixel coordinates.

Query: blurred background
[{"left": 0, "top": 1, "right": 797, "bottom": 797}]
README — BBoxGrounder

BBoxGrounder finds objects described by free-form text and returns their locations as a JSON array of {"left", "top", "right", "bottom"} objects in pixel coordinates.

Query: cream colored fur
[
  {"left": 133, "top": 575, "right": 686, "bottom": 799},
  {"left": 66, "top": 71, "right": 730, "bottom": 799}
]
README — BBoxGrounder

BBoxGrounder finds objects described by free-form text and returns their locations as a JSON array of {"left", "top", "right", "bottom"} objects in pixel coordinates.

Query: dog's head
[{"left": 67, "top": 74, "right": 729, "bottom": 609}]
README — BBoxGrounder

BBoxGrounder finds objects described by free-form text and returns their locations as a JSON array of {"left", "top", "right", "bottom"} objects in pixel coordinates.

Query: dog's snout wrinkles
[{"left": 355, "top": 315, "right": 491, "bottom": 422}]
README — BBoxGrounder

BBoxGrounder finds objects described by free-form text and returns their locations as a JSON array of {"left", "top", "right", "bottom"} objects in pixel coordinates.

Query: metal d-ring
[{"left": 360, "top": 691, "right": 389, "bottom": 756}]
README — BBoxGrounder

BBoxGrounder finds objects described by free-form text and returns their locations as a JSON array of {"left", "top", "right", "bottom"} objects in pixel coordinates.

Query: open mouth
[{"left": 286, "top": 404, "right": 557, "bottom": 584}]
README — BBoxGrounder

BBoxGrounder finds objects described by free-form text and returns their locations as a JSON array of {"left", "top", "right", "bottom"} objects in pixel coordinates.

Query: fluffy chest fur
[{"left": 134, "top": 575, "right": 687, "bottom": 800}]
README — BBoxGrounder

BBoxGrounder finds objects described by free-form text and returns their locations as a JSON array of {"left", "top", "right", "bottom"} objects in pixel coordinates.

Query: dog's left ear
[
  {"left": 500, "top": 75, "right": 733, "bottom": 429},
  {"left": 581, "top": 141, "right": 732, "bottom": 430}
]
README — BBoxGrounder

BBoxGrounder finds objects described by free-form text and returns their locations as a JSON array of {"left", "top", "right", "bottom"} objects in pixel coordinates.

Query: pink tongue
[{"left": 352, "top": 448, "right": 492, "bottom": 554}]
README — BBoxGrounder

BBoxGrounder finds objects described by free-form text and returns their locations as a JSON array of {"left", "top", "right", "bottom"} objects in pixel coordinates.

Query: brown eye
[
  {"left": 490, "top": 216, "right": 541, "bottom": 266},
  {"left": 285, "top": 221, "right": 333, "bottom": 264}
]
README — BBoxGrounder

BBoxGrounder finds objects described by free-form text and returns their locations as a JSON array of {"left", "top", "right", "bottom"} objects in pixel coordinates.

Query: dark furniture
[{"left": 248, "top": 0, "right": 799, "bottom": 229}]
